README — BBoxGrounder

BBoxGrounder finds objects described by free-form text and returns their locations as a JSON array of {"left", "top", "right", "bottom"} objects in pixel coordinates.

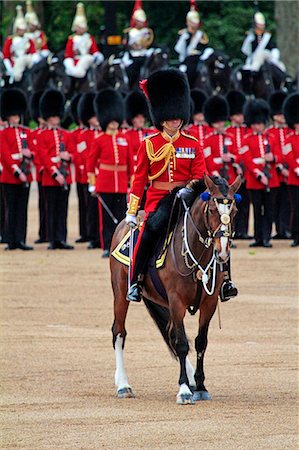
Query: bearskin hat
[
  {"left": 243, "top": 99, "right": 270, "bottom": 126},
  {"left": 203, "top": 95, "right": 229, "bottom": 125},
  {"left": 226, "top": 90, "right": 246, "bottom": 116},
  {"left": 94, "top": 88, "right": 124, "bottom": 131},
  {"left": 144, "top": 69, "right": 190, "bottom": 131},
  {"left": 190, "top": 89, "right": 208, "bottom": 115},
  {"left": 283, "top": 93, "right": 299, "bottom": 129},
  {"left": 125, "top": 90, "right": 149, "bottom": 126},
  {"left": 40, "top": 89, "right": 65, "bottom": 120},
  {"left": 78, "top": 92, "right": 96, "bottom": 127},
  {"left": 268, "top": 90, "right": 288, "bottom": 117},
  {"left": 29, "top": 90, "right": 43, "bottom": 122},
  {"left": 69, "top": 93, "right": 82, "bottom": 124},
  {"left": 0, "top": 88, "right": 27, "bottom": 120}
]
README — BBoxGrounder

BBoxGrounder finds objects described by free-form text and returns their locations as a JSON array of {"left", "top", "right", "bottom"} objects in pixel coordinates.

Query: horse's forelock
[{"left": 210, "top": 176, "right": 229, "bottom": 197}]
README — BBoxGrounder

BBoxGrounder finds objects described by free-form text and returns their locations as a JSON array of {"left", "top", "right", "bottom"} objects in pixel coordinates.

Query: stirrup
[
  {"left": 220, "top": 280, "right": 238, "bottom": 302},
  {"left": 127, "top": 282, "right": 142, "bottom": 303}
]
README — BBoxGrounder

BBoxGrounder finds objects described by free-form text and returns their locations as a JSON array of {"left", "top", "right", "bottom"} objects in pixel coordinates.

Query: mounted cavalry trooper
[
  {"left": 282, "top": 93, "right": 299, "bottom": 248},
  {"left": 64, "top": 2, "right": 104, "bottom": 79},
  {"left": 125, "top": 69, "right": 238, "bottom": 302},
  {"left": 241, "top": 11, "right": 286, "bottom": 74},
  {"left": 25, "top": 0, "right": 50, "bottom": 63},
  {"left": 174, "top": 0, "right": 214, "bottom": 83},
  {"left": 87, "top": 89, "right": 134, "bottom": 258},
  {"left": 2, "top": 5, "right": 38, "bottom": 82},
  {"left": 0, "top": 89, "right": 33, "bottom": 250}
]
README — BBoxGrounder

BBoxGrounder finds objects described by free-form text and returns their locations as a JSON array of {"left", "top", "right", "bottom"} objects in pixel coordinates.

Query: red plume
[
  {"left": 139, "top": 79, "right": 149, "bottom": 100},
  {"left": 190, "top": 0, "right": 198, "bottom": 11}
]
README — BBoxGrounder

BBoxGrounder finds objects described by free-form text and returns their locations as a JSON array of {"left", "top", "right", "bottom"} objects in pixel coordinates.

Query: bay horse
[{"left": 110, "top": 174, "right": 241, "bottom": 404}]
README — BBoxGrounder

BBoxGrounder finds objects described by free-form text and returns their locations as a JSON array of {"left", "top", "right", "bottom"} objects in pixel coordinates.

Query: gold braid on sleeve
[{"left": 145, "top": 139, "right": 176, "bottom": 181}]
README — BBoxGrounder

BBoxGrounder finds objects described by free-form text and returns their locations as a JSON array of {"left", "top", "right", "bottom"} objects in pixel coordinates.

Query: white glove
[
  {"left": 125, "top": 214, "right": 137, "bottom": 228},
  {"left": 294, "top": 167, "right": 299, "bottom": 177},
  {"left": 88, "top": 185, "right": 96, "bottom": 193},
  {"left": 93, "top": 52, "right": 104, "bottom": 65}
]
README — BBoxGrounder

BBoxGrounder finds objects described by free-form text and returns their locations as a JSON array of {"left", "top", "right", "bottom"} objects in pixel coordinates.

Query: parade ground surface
[{"left": 1, "top": 185, "right": 298, "bottom": 450}]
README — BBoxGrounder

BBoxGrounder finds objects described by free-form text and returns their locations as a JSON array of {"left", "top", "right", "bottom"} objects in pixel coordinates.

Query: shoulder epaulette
[
  {"left": 144, "top": 131, "right": 160, "bottom": 140},
  {"left": 181, "top": 131, "right": 198, "bottom": 142}
]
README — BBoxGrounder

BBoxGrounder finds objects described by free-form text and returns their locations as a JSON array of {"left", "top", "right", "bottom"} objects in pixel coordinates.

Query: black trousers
[
  {"left": 3, "top": 183, "right": 30, "bottom": 246},
  {"left": 250, "top": 188, "right": 278, "bottom": 242},
  {"left": 289, "top": 185, "right": 299, "bottom": 240},
  {"left": 98, "top": 193, "right": 127, "bottom": 251},
  {"left": 234, "top": 181, "right": 250, "bottom": 237},
  {"left": 0, "top": 182, "right": 8, "bottom": 242},
  {"left": 44, "top": 186, "right": 70, "bottom": 243},
  {"left": 76, "top": 183, "right": 88, "bottom": 239},
  {"left": 274, "top": 182, "right": 290, "bottom": 236},
  {"left": 37, "top": 182, "right": 47, "bottom": 241},
  {"left": 87, "top": 193, "right": 99, "bottom": 242}
]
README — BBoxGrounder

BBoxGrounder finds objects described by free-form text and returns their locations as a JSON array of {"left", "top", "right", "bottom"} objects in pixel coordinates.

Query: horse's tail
[{"left": 143, "top": 298, "right": 177, "bottom": 358}]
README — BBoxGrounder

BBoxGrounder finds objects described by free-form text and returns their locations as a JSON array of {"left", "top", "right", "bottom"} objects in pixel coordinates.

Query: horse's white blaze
[
  {"left": 185, "top": 356, "right": 196, "bottom": 387},
  {"left": 218, "top": 203, "right": 230, "bottom": 261},
  {"left": 114, "top": 334, "right": 130, "bottom": 389}
]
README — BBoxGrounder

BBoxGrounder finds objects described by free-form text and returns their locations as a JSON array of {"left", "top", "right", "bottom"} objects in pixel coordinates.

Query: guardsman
[
  {"left": 0, "top": 89, "right": 33, "bottom": 250},
  {"left": 174, "top": 0, "right": 214, "bottom": 84},
  {"left": 76, "top": 92, "right": 102, "bottom": 248},
  {"left": 87, "top": 89, "right": 134, "bottom": 258},
  {"left": 0, "top": 113, "right": 8, "bottom": 244},
  {"left": 29, "top": 91, "right": 48, "bottom": 244},
  {"left": 282, "top": 93, "right": 299, "bottom": 247},
  {"left": 241, "top": 11, "right": 286, "bottom": 73},
  {"left": 25, "top": 0, "right": 50, "bottom": 63},
  {"left": 186, "top": 88, "right": 209, "bottom": 148},
  {"left": 2, "top": 5, "right": 38, "bottom": 82},
  {"left": 267, "top": 90, "right": 290, "bottom": 240},
  {"left": 241, "top": 99, "right": 280, "bottom": 248},
  {"left": 203, "top": 95, "right": 241, "bottom": 183},
  {"left": 64, "top": 2, "right": 104, "bottom": 79},
  {"left": 38, "top": 89, "right": 74, "bottom": 250},
  {"left": 225, "top": 89, "right": 251, "bottom": 239}
]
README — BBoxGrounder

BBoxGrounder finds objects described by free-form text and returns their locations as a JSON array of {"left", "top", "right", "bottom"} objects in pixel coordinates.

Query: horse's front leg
[{"left": 169, "top": 300, "right": 194, "bottom": 405}]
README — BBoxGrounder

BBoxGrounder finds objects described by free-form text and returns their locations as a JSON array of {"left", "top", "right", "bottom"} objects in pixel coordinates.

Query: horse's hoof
[
  {"left": 116, "top": 387, "right": 135, "bottom": 399},
  {"left": 176, "top": 393, "right": 195, "bottom": 405},
  {"left": 192, "top": 390, "right": 212, "bottom": 401}
]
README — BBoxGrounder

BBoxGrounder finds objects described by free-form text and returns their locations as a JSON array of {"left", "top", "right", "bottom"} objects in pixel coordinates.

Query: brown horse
[{"left": 110, "top": 175, "right": 241, "bottom": 404}]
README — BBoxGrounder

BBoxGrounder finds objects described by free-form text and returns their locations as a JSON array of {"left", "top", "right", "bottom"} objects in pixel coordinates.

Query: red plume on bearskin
[{"left": 139, "top": 79, "right": 149, "bottom": 100}]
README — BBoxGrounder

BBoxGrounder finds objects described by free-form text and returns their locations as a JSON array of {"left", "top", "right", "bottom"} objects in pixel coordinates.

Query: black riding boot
[
  {"left": 127, "top": 228, "right": 153, "bottom": 302},
  {"left": 220, "top": 260, "right": 238, "bottom": 302}
]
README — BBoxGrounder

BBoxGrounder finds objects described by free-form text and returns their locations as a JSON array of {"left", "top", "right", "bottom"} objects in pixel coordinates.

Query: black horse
[{"left": 95, "top": 55, "right": 129, "bottom": 94}]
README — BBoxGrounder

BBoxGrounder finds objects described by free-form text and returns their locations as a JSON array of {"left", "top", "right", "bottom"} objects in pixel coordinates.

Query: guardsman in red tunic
[
  {"left": 25, "top": 0, "right": 50, "bottom": 63},
  {"left": 38, "top": 90, "right": 74, "bottom": 250},
  {"left": 267, "top": 90, "right": 290, "bottom": 239},
  {"left": 29, "top": 91, "right": 47, "bottom": 244},
  {"left": 185, "top": 89, "right": 210, "bottom": 149},
  {"left": 283, "top": 93, "right": 299, "bottom": 247},
  {"left": 0, "top": 116, "right": 8, "bottom": 244},
  {"left": 87, "top": 89, "right": 134, "bottom": 258},
  {"left": 2, "top": 5, "right": 37, "bottom": 82},
  {"left": 64, "top": 2, "right": 104, "bottom": 79},
  {"left": 241, "top": 99, "right": 280, "bottom": 248},
  {"left": 225, "top": 89, "right": 251, "bottom": 239},
  {"left": 0, "top": 89, "right": 34, "bottom": 250}
]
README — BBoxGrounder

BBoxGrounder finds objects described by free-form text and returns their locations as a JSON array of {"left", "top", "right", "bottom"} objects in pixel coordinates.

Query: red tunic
[
  {"left": 203, "top": 131, "right": 239, "bottom": 183},
  {"left": 74, "top": 127, "right": 102, "bottom": 184},
  {"left": 283, "top": 131, "right": 299, "bottom": 186},
  {"left": 38, "top": 127, "right": 73, "bottom": 187},
  {"left": 130, "top": 130, "right": 206, "bottom": 213},
  {"left": 2, "top": 36, "right": 36, "bottom": 65},
  {"left": 87, "top": 132, "right": 134, "bottom": 193},
  {"left": 64, "top": 33, "right": 99, "bottom": 64},
  {"left": 27, "top": 30, "right": 49, "bottom": 52},
  {"left": 30, "top": 127, "right": 46, "bottom": 183},
  {"left": 185, "top": 123, "right": 212, "bottom": 149},
  {"left": 267, "top": 125, "right": 290, "bottom": 183},
  {"left": 0, "top": 126, "right": 33, "bottom": 184},
  {"left": 123, "top": 127, "right": 152, "bottom": 168},
  {"left": 240, "top": 132, "right": 280, "bottom": 190}
]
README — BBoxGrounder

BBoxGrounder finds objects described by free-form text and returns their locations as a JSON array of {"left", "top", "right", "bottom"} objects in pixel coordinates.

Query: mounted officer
[{"left": 25, "top": 0, "right": 50, "bottom": 64}]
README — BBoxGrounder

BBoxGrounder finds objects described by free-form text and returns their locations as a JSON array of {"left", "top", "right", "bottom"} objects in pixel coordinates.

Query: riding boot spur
[{"left": 220, "top": 260, "right": 238, "bottom": 302}]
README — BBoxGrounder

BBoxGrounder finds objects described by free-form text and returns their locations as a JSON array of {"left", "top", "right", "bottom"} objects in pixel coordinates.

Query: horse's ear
[
  {"left": 229, "top": 175, "right": 242, "bottom": 194},
  {"left": 204, "top": 173, "right": 216, "bottom": 194}
]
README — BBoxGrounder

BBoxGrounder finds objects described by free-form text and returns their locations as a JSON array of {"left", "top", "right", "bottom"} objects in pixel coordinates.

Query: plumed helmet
[
  {"left": 203, "top": 95, "right": 229, "bottom": 125},
  {"left": 190, "top": 89, "right": 208, "bottom": 115},
  {"left": 254, "top": 11, "right": 265, "bottom": 26},
  {"left": 125, "top": 90, "right": 149, "bottom": 126},
  {"left": 72, "top": 2, "right": 88, "bottom": 31},
  {"left": 143, "top": 69, "right": 190, "bottom": 131},
  {"left": 13, "top": 5, "right": 27, "bottom": 32},
  {"left": 69, "top": 93, "right": 82, "bottom": 124},
  {"left": 187, "top": 0, "right": 200, "bottom": 25},
  {"left": 78, "top": 92, "right": 96, "bottom": 127},
  {"left": 40, "top": 89, "right": 65, "bottom": 120},
  {"left": 0, "top": 88, "right": 27, "bottom": 120},
  {"left": 226, "top": 90, "right": 246, "bottom": 116},
  {"left": 243, "top": 99, "right": 270, "bottom": 126},
  {"left": 268, "top": 90, "right": 288, "bottom": 117},
  {"left": 93, "top": 88, "right": 124, "bottom": 131},
  {"left": 283, "top": 93, "right": 299, "bottom": 129},
  {"left": 29, "top": 90, "right": 44, "bottom": 122},
  {"left": 25, "top": 0, "right": 40, "bottom": 27}
]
